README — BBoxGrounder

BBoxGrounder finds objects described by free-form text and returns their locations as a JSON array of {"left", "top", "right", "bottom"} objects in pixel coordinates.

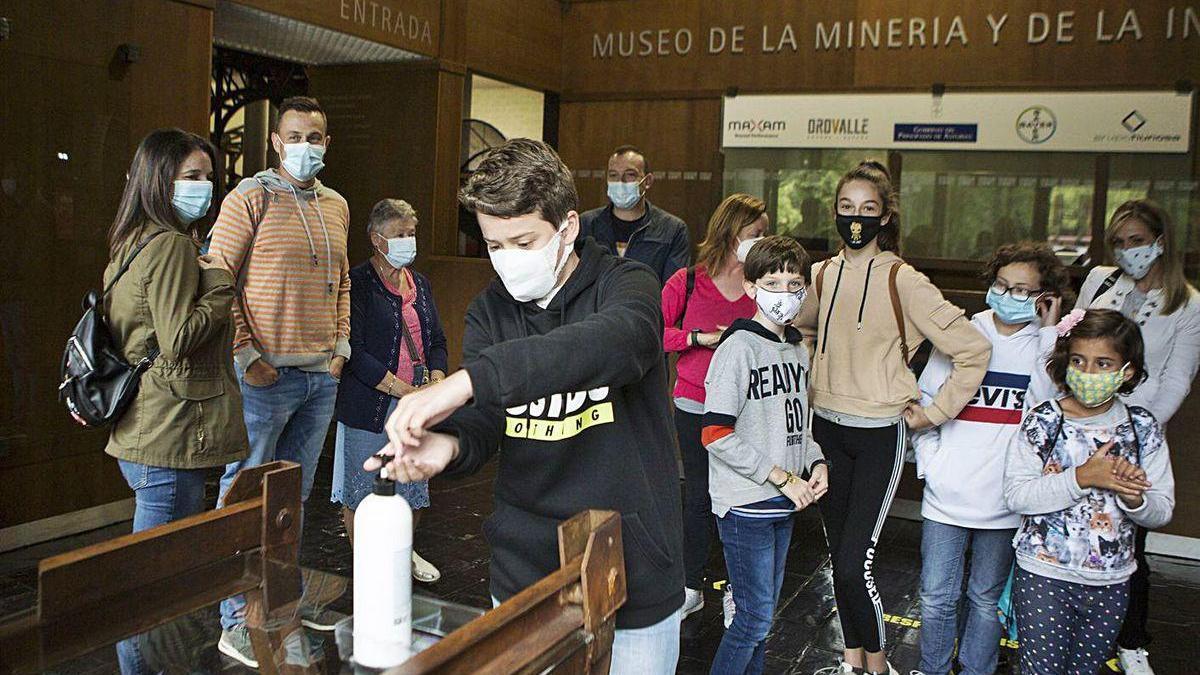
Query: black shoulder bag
[{"left": 59, "top": 231, "right": 165, "bottom": 428}]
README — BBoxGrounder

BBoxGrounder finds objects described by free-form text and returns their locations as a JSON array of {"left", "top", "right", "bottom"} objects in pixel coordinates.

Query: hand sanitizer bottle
[{"left": 353, "top": 468, "right": 413, "bottom": 668}]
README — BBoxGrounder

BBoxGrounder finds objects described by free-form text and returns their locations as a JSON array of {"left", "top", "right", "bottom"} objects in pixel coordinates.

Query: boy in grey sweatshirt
[{"left": 702, "top": 236, "right": 826, "bottom": 674}]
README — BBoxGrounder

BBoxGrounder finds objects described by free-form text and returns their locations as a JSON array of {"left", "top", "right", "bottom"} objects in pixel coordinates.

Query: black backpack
[{"left": 59, "top": 231, "right": 165, "bottom": 428}]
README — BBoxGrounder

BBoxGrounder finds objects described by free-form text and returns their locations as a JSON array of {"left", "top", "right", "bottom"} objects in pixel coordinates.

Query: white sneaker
[
  {"left": 813, "top": 663, "right": 860, "bottom": 675},
  {"left": 1118, "top": 647, "right": 1156, "bottom": 675},
  {"left": 682, "top": 587, "right": 704, "bottom": 618},
  {"left": 722, "top": 585, "right": 736, "bottom": 628},
  {"left": 412, "top": 550, "right": 441, "bottom": 583}
]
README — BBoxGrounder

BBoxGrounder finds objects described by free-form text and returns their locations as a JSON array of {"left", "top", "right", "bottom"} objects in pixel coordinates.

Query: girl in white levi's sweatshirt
[
  {"left": 1004, "top": 309, "right": 1174, "bottom": 675},
  {"left": 911, "top": 243, "right": 1070, "bottom": 675}
]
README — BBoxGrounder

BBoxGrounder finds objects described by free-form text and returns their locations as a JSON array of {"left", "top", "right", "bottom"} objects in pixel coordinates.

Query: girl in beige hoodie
[{"left": 796, "top": 161, "right": 990, "bottom": 675}]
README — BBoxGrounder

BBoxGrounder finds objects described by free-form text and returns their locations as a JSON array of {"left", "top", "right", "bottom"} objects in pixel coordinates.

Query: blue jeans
[
  {"left": 219, "top": 366, "right": 337, "bottom": 631},
  {"left": 918, "top": 520, "right": 1016, "bottom": 675},
  {"left": 115, "top": 460, "right": 208, "bottom": 675},
  {"left": 492, "top": 598, "right": 681, "bottom": 674},
  {"left": 710, "top": 513, "right": 794, "bottom": 675}
]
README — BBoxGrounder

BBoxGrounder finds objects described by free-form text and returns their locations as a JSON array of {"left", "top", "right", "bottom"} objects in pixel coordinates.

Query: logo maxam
[
  {"left": 1122, "top": 110, "right": 1147, "bottom": 133},
  {"left": 727, "top": 119, "right": 787, "bottom": 133}
]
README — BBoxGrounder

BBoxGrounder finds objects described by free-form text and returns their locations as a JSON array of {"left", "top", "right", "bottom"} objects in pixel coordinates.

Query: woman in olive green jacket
[{"left": 104, "top": 129, "right": 247, "bottom": 542}]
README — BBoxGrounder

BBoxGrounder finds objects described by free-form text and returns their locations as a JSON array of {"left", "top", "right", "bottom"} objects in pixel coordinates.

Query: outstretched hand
[
  {"left": 364, "top": 432, "right": 460, "bottom": 483},
  {"left": 384, "top": 370, "right": 474, "bottom": 449}
]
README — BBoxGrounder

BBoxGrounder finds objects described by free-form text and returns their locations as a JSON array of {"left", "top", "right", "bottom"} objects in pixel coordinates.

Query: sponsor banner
[{"left": 723, "top": 91, "right": 1192, "bottom": 153}]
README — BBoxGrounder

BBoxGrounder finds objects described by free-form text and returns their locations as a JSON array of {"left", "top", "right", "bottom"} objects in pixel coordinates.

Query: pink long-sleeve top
[{"left": 662, "top": 266, "right": 756, "bottom": 406}]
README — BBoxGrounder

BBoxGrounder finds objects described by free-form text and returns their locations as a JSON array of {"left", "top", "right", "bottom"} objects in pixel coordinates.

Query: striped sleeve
[
  {"left": 208, "top": 184, "right": 259, "bottom": 361},
  {"left": 335, "top": 200, "right": 352, "bottom": 358}
]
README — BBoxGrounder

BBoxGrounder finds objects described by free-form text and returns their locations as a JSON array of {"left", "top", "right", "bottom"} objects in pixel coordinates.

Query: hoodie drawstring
[
  {"left": 820, "top": 260, "right": 845, "bottom": 355},
  {"left": 287, "top": 183, "right": 335, "bottom": 295},
  {"left": 819, "top": 256, "right": 877, "bottom": 353},
  {"left": 856, "top": 256, "right": 877, "bottom": 330}
]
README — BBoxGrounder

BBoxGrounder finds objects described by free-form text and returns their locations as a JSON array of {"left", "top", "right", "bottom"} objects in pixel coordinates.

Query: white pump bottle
[{"left": 353, "top": 468, "right": 413, "bottom": 668}]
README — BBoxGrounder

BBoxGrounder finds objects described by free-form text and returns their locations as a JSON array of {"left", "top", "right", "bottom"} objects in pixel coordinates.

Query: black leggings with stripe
[{"left": 814, "top": 415, "right": 906, "bottom": 653}]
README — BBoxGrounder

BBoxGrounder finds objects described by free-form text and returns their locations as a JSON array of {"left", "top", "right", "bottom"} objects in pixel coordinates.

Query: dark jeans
[
  {"left": 710, "top": 513, "right": 793, "bottom": 675},
  {"left": 1014, "top": 568, "right": 1128, "bottom": 675},
  {"left": 676, "top": 408, "right": 716, "bottom": 590},
  {"left": 1117, "top": 526, "right": 1151, "bottom": 649}
]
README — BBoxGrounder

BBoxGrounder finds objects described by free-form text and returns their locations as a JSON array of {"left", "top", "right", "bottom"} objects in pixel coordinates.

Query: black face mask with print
[{"left": 835, "top": 214, "right": 883, "bottom": 250}]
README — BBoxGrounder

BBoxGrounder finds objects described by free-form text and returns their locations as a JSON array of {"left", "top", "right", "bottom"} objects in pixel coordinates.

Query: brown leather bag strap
[
  {"left": 888, "top": 262, "right": 910, "bottom": 365},
  {"left": 814, "top": 259, "right": 832, "bottom": 300},
  {"left": 399, "top": 314, "right": 424, "bottom": 366}
]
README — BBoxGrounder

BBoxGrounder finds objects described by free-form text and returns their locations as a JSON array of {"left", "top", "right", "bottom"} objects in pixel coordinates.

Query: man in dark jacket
[
  {"left": 367, "top": 139, "right": 684, "bottom": 674},
  {"left": 579, "top": 145, "right": 690, "bottom": 286}
]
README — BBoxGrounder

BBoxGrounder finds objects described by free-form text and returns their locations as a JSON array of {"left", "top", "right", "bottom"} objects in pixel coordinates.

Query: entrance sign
[{"left": 722, "top": 91, "right": 1193, "bottom": 153}]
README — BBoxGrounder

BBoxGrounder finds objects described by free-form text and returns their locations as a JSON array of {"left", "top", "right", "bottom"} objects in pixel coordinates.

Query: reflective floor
[{"left": 4, "top": 449, "right": 1200, "bottom": 674}]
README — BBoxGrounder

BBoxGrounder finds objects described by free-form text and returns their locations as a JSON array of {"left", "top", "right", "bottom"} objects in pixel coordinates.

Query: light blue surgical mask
[
  {"left": 280, "top": 142, "right": 326, "bottom": 182},
  {"left": 607, "top": 178, "right": 643, "bottom": 210},
  {"left": 172, "top": 179, "right": 213, "bottom": 225},
  {"left": 378, "top": 236, "right": 416, "bottom": 269},
  {"left": 986, "top": 287, "right": 1039, "bottom": 325}
]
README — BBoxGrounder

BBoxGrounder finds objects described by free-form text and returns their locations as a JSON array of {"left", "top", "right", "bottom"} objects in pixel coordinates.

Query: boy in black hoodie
[{"left": 366, "top": 139, "right": 685, "bottom": 673}]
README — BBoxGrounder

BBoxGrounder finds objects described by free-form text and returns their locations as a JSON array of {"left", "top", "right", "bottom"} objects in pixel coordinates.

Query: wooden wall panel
[
  {"left": 0, "top": 0, "right": 215, "bottom": 528},
  {"left": 415, "top": 257, "right": 495, "bottom": 371},
  {"left": 558, "top": 98, "right": 723, "bottom": 253},
  {"left": 562, "top": 0, "right": 1200, "bottom": 97},
  {"left": 130, "top": 0, "right": 212, "bottom": 140},
  {"left": 465, "top": 0, "right": 563, "bottom": 92},
  {"left": 308, "top": 63, "right": 442, "bottom": 260}
]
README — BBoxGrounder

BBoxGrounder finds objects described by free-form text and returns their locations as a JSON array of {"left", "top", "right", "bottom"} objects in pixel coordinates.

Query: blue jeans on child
[
  {"left": 218, "top": 365, "right": 338, "bottom": 631},
  {"left": 1013, "top": 567, "right": 1128, "bottom": 675},
  {"left": 115, "top": 460, "right": 208, "bottom": 675},
  {"left": 710, "top": 512, "right": 794, "bottom": 675},
  {"left": 918, "top": 520, "right": 1016, "bottom": 675}
]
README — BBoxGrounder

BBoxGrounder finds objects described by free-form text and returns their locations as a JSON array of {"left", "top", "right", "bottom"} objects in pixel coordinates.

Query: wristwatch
[
  {"left": 770, "top": 470, "right": 793, "bottom": 489},
  {"left": 690, "top": 329, "right": 701, "bottom": 347}
]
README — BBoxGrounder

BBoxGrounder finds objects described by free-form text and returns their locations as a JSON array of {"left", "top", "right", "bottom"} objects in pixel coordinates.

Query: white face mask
[
  {"left": 279, "top": 141, "right": 326, "bottom": 182},
  {"left": 488, "top": 220, "right": 571, "bottom": 302},
  {"left": 736, "top": 236, "right": 764, "bottom": 263},
  {"left": 1114, "top": 238, "right": 1163, "bottom": 280},
  {"left": 754, "top": 286, "right": 806, "bottom": 326}
]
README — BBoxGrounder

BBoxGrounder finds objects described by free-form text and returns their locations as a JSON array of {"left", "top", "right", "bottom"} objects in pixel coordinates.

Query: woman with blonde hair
[
  {"left": 1073, "top": 199, "right": 1200, "bottom": 675},
  {"left": 662, "top": 193, "right": 770, "bottom": 619}
]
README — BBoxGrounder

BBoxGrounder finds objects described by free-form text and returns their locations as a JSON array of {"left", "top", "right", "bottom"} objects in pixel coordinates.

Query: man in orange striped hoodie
[{"left": 207, "top": 96, "right": 351, "bottom": 666}]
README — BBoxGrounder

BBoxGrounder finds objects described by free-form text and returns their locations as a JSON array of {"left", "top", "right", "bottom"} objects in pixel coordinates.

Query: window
[{"left": 723, "top": 148, "right": 1199, "bottom": 267}]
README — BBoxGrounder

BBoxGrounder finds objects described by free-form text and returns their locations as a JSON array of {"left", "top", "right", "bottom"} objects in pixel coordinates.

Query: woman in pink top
[
  {"left": 661, "top": 193, "right": 770, "bottom": 617},
  {"left": 334, "top": 199, "right": 448, "bottom": 584}
]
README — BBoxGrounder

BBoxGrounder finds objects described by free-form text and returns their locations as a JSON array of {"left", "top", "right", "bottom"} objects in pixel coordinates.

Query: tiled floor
[{"left": 4, "top": 449, "right": 1200, "bottom": 674}]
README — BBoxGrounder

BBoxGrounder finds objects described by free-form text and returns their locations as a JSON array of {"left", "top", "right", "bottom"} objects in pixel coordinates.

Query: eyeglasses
[
  {"left": 989, "top": 281, "right": 1044, "bottom": 302},
  {"left": 757, "top": 280, "right": 806, "bottom": 294}
]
